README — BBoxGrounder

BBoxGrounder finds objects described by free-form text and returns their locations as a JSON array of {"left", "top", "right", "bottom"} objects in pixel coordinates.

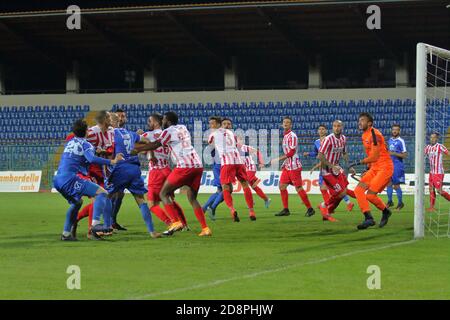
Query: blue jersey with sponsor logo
[
  {"left": 388, "top": 137, "right": 407, "bottom": 165},
  {"left": 57, "top": 137, "right": 110, "bottom": 176}
]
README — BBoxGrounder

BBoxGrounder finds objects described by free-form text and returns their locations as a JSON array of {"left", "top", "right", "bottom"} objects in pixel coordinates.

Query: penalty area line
[{"left": 128, "top": 239, "right": 417, "bottom": 300}]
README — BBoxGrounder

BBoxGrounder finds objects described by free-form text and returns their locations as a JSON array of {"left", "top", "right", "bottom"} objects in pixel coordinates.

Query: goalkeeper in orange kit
[{"left": 348, "top": 113, "right": 394, "bottom": 230}]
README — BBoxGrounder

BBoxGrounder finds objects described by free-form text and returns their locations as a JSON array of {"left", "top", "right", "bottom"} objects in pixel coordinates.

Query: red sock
[
  {"left": 346, "top": 189, "right": 356, "bottom": 199},
  {"left": 77, "top": 203, "right": 91, "bottom": 221},
  {"left": 163, "top": 203, "right": 180, "bottom": 223},
  {"left": 440, "top": 190, "right": 450, "bottom": 201},
  {"left": 320, "top": 188, "right": 330, "bottom": 203},
  {"left": 223, "top": 189, "right": 236, "bottom": 213},
  {"left": 297, "top": 189, "right": 312, "bottom": 209},
  {"left": 194, "top": 207, "right": 208, "bottom": 229},
  {"left": 243, "top": 186, "right": 254, "bottom": 210},
  {"left": 430, "top": 189, "right": 436, "bottom": 207},
  {"left": 150, "top": 205, "right": 171, "bottom": 225},
  {"left": 252, "top": 186, "right": 268, "bottom": 201},
  {"left": 280, "top": 189, "right": 289, "bottom": 209},
  {"left": 325, "top": 195, "right": 342, "bottom": 214},
  {"left": 173, "top": 201, "right": 187, "bottom": 226}
]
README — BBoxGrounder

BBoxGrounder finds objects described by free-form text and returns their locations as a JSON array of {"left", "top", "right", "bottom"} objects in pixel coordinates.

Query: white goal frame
[{"left": 415, "top": 43, "right": 450, "bottom": 239}]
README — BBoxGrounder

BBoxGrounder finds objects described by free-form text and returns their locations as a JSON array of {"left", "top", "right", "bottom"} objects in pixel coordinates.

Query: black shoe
[
  {"left": 112, "top": 223, "right": 127, "bottom": 231},
  {"left": 70, "top": 223, "right": 78, "bottom": 239},
  {"left": 305, "top": 208, "right": 315, "bottom": 217},
  {"left": 395, "top": 203, "right": 404, "bottom": 211},
  {"left": 249, "top": 215, "right": 256, "bottom": 221},
  {"left": 357, "top": 219, "right": 376, "bottom": 230},
  {"left": 90, "top": 224, "right": 105, "bottom": 239},
  {"left": 88, "top": 229, "right": 104, "bottom": 240},
  {"left": 61, "top": 234, "right": 78, "bottom": 241},
  {"left": 232, "top": 211, "right": 240, "bottom": 222},
  {"left": 386, "top": 200, "right": 394, "bottom": 208},
  {"left": 275, "top": 209, "right": 290, "bottom": 216},
  {"left": 379, "top": 208, "right": 392, "bottom": 228}
]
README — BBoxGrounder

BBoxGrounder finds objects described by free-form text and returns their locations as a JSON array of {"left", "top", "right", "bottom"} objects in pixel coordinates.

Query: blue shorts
[
  {"left": 105, "top": 163, "right": 147, "bottom": 195},
  {"left": 212, "top": 163, "right": 222, "bottom": 188},
  {"left": 391, "top": 164, "right": 405, "bottom": 185},
  {"left": 53, "top": 173, "right": 100, "bottom": 205}
]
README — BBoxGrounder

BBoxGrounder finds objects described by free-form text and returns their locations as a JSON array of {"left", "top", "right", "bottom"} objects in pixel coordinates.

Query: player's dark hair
[
  {"left": 283, "top": 116, "right": 292, "bottom": 122},
  {"left": 359, "top": 112, "right": 374, "bottom": 124},
  {"left": 95, "top": 110, "right": 109, "bottom": 124},
  {"left": 150, "top": 113, "right": 163, "bottom": 126},
  {"left": 116, "top": 108, "right": 125, "bottom": 113},
  {"left": 209, "top": 116, "right": 222, "bottom": 124},
  {"left": 392, "top": 124, "right": 401, "bottom": 129},
  {"left": 164, "top": 111, "right": 178, "bottom": 125},
  {"left": 221, "top": 117, "right": 232, "bottom": 124},
  {"left": 318, "top": 124, "right": 327, "bottom": 129},
  {"left": 73, "top": 119, "right": 88, "bottom": 138},
  {"left": 431, "top": 132, "right": 440, "bottom": 137}
]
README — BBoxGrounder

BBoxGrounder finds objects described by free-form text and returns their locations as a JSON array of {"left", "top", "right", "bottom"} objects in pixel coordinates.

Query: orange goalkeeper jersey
[{"left": 361, "top": 127, "right": 393, "bottom": 170}]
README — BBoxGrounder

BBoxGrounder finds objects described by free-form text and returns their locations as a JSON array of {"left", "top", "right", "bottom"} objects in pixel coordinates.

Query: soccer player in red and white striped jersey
[
  {"left": 141, "top": 113, "right": 187, "bottom": 228},
  {"left": 236, "top": 136, "right": 271, "bottom": 208},
  {"left": 317, "top": 120, "right": 352, "bottom": 221},
  {"left": 133, "top": 112, "right": 211, "bottom": 237},
  {"left": 425, "top": 133, "right": 450, "bottom": 210},
  {"left": 271, "top": 116, "right": 314, "bottom": 217},
  {"left": 208, "top": 118, "right": 256, "bottom": 222}
]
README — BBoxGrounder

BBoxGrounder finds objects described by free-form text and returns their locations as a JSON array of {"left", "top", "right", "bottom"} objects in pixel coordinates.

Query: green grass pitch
[{"left": 0, "top": 192, "right": 448, "bottom": 300}]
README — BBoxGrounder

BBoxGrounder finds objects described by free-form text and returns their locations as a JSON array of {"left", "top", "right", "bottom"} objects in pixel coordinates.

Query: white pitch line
[{"left": 129, "top": 239, "right": 417, "bottom": 300}]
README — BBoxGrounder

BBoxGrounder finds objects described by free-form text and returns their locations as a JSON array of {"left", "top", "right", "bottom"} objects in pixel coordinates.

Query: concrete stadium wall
[{"left": 0, "top": 88, "right": 416, "bottom": 111}]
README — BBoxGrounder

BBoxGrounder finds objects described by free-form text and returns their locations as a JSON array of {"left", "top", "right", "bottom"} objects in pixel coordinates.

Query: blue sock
[
  {"left": 203, "top": 193, "right": 219, "bottom": 211},
  {"left": 395, "top": 187, "right": 403, "bottom": 204},
  {"left": 93, "top": 193, "right": 107, "bottom": 223},
  {"left": 211, "top": 191, "right": 224, "bottom": 210},
  {"left": 104, "top": 198, "right": 112, "bottom": 229},
  {"left": 387, "top": 185, "right": 393, "bottom": 202},
  {"left": 139, "top": 203, "right": 154, "bottom": 233},
  {"left": 63, "top": 201, "right": 82, "bottom": 233},
  {"left": 111, "top": 196, "right": 123, "bottom": 224}
]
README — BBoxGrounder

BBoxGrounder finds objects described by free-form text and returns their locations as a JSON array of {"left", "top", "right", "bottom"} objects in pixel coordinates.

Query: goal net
[{"left": 415, "top": 43, "right": 450, "bottom": 239}]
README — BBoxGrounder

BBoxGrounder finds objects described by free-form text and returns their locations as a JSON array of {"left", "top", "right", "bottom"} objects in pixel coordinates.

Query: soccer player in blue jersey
[
  {"left": 105, "top": 124, "right": 162, "bottom": 238},
  {"left": 303, "top": 124, "right": 354, "bottom": 212},
  {"left": 386, "top": 124, "right": 408, "bottom": 210},
  {"left": 53, "top": 119, "right": 124, "bottom": 241},
  {"left": 202, "top": 116, "right": 224, "bottom": 221}
]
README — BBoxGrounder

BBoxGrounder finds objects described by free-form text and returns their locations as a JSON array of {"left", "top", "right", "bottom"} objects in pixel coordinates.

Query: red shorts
[
  {"left": 88, "top": 164, "right": 104, "bottom": 187},
  {"left": 280, "top": 168, "right": 303, "bottom": 188},
  {"left": 429, "top": 173, "right": 444, "bottom": 190},
  {"left": 147, "top": 167, "right": 171, "bottom": 202},
  {"left": 246, "top": 171, "right": 261, "bottom": 187},
  {"left": 167, "top": 167, "right": 203, "bottom": 192},
  {"left": 220, "top": 164, "right": 248, "bottom": 185},
  {"left": 323, "top": 173, "right": 349, "bottom": 196}
]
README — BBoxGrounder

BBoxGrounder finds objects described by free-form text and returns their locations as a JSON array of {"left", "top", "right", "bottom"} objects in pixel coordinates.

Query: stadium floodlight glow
[{"left": 415, "top": 43, "right": 450, "bottom": 239}]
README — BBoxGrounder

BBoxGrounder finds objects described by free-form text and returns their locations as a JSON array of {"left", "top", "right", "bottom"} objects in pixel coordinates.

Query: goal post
[{"left": 415, "top": 43, "right": 450, "bottom": 239}]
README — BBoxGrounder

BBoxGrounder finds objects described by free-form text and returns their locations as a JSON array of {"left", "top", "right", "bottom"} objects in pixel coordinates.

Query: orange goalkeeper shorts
[{"left": 360, "top": 165, "right": 394, "bottom": 193}]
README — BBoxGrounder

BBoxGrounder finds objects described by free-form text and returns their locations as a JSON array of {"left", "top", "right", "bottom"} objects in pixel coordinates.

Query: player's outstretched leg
[
  {"left": 61, "top": 200, "right": 83, "bottom": 241},
  {"left": 354, "top": 184, "right": 376, "bottom": 230},
  {"left": 111, "top": 192, "right": 126, "bottom": 231},
  {"left": 186, "top": 187, "right": 211, "bottom": 237},
  {"left": 134, "top": 194, "right": 161, "bottom": 238},
  {"left": 252, "top": 185, "right": 271, "bottom": 208},
  {"left": 241, "top": 181, "right": 256, "bottom": 221},
  {"left": 209, "top": 191, "right": 224, "bottom": 220}
]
